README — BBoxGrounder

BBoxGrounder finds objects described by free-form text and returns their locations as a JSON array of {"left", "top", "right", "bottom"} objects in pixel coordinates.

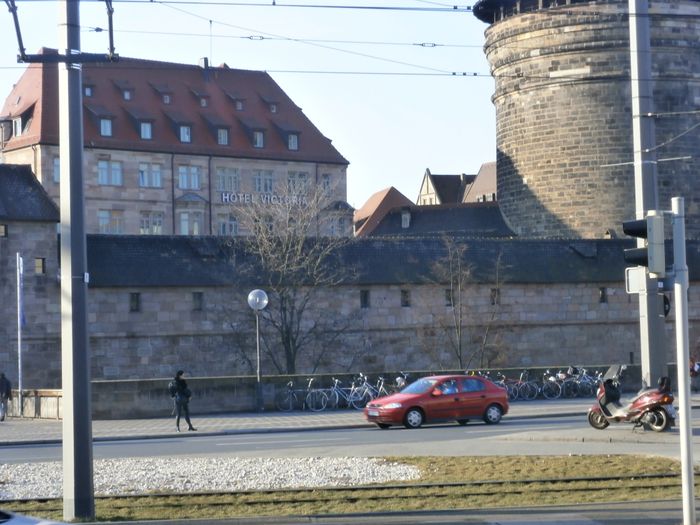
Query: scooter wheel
[
  {"left": 588, "top": 410, "right": 609, "bottom": 429},
  {"left": 647, "top": 408, "right": 670, "bottom": 432}
]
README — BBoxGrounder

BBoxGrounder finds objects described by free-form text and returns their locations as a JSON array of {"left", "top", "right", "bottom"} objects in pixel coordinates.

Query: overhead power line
[{"left": 110, "top": 0, "right": 473, "bottom": 12}]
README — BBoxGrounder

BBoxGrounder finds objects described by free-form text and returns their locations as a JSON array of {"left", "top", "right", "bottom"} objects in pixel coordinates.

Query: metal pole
[
  {"left": 58, "top": 0, "right": 95, "bottom": 520},
  {"left": 16, "top": 253, "right": 22, "bottom": 416},
  {"left": 628, "top": 0, "right": 665, "bottom": 386},
  {"left": 671, "top": 197, "right": 696, "bottom": 525},
  {"left": 255, "top": 310, "right": 263, "bottom": 411}
]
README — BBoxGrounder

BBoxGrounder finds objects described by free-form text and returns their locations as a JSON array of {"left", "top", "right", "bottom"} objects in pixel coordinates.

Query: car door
[
  {"left": 456, "top": 377, "right": 488, "bottom": 418},
  {"left": 426, "top": 379, "right": 460, "bottom": 421}
]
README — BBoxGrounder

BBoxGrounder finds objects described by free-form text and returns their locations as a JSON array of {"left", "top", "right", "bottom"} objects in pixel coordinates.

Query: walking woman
[{"left": 173, "top": 370, "right": 196, "bottom": 432}]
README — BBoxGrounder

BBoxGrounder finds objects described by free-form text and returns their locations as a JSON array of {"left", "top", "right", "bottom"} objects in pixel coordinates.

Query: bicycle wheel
[
  {"left": 275, "top": 390, "right": 297, "bottom": 412},
  {"left": 519, "top": 382, "right": 538, "bottom": 401},
  {"left": 542, "top": 381, "right": 561, "bottom": 399},
  {"left": 350, "top": 390, "right": 370, "bottom": 410},
  {"left": 327, "top": 389, "right": 340, "bottom": 409},
  {"left": 306, "top": 390, "right": 328, "bottom": 412},
  {"left": 577, "top": 380, "right": 594, "bottom": 397},
  {"left": 562, "top": 380, "right": 578, "bottom": 398},
  {"left": 506, "top": 383, "right": 518, "bottom": 401}
]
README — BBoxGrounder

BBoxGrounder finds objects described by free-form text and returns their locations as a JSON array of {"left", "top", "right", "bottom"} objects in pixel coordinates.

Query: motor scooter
[{"left": 587, "top": 364, "right": 676, "bottom": 432}]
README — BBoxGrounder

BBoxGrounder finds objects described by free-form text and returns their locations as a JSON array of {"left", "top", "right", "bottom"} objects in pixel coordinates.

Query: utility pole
[
  {"left": 58, "top": 1, "right": 94, "bottom": 520},
  {"left": 5, "top": 0, "right": 117, "bottom": 520},
  {"left": 628, "top": 0, "right": 666, "bottom": 386}
]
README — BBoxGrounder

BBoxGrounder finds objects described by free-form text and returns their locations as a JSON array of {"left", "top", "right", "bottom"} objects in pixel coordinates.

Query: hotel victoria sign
[{"left": 220, "top": 191, "right": 309, "bottom": 207}]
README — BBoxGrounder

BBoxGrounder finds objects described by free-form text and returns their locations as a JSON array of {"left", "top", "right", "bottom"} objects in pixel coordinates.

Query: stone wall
[{"left": 482, "top": 0, "right": 700, "bottom": 239}]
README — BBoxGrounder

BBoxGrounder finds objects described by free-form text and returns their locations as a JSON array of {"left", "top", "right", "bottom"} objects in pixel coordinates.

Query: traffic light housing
[{"left": 622, "top": 212, "right": 665, "bottom": 277}]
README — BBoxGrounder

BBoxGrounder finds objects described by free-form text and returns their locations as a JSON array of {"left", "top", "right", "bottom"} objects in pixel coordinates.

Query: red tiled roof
[
  {"left": 353, "top": 186, "right": 414, "bottom": 237},
  {"left": 1, "top": 49, "right": 348, "bottom": 166}
]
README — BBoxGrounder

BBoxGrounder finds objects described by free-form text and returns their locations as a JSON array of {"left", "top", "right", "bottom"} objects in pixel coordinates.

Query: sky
[{"left": 0, "top": 0, "right": 496, "bottom": 209}]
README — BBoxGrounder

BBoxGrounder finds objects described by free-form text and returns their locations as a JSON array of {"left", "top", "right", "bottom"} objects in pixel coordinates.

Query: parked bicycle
[{"left": 275, "top": 378, "right": 328, "bottom": 412}]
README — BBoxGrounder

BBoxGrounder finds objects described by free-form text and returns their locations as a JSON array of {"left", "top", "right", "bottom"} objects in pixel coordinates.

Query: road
[{"left": 3, "top": 412, "right": 700, "bottom": 464}]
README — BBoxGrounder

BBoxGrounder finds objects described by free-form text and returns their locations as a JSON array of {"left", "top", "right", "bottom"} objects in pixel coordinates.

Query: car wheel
[
  {"left": 376, "top": 423, "right": 391, "bottom": 429},
  {"left": 457, "top": 419, "right": 469, "bottom": 426},
  {"left": 483, "top": 404, "right": 503, "bottom": 424},
  {"left": 403, "top": 408, "right": 424, "bottom": 429}
]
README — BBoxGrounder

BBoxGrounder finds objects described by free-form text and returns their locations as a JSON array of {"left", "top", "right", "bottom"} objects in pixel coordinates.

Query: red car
[{"left": 364, "top": 374, "right": 509, "bottom": 429}]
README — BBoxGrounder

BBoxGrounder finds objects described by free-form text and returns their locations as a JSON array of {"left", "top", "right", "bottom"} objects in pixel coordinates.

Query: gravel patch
[{"left": 0, "top": 457, "right": 421, "bottom": 500}]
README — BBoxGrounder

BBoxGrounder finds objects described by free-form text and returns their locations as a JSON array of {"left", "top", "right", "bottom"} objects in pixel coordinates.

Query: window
[
  {"left": 97, "top": 209, "right": 124, "bottom": 234},
  {"left": 217, "top": 128, "right": 229, "bottom": 146},
  {"left": 235, "top": 100, "right": 244, "bottom": 111},
  {"left": 123, "top": 89, "right": 132, "bottom": 101},
  {"left": 12, "top": 117, "right": 22, "bottom": 137},
  {"left": 139, "top": 163, "right": 162, "bottom": 188},
  {"left": 179, "top": 125, "right": 192, "bottom": 143},
  {"left": 178, "top": 211, "right": 203, "bottom": 235},
  {"left": 100, "top": 118, "right": 113, "bottom": 137},
  {"left": 163, "top": 94, "right": 171, "bottom": 104},
  {"left": 490, "top": 288, "right": 500, "bottom": 306},
  {"left": 84, "top": 85, "right": 93, "bottom": 97},
  {"left": 445, "top": 289, "right": 453, "bottom": 307},
  {"left": 270, "top": 103, "right": 277, "bottom": 113},
  {"left": 460, "top": 378, "right": 485, "bottom": 393},
  {"left": 34, "top": 258, "right": 46, "bottom": 275},
  {"left": 0, "top": 224, "right": 6, "bottom": 237},
  {"left": 218, "top": 214, "right": 238, "bottom": 236},
  {"left": 287, "top": 171, "right": 308, "bottom": 194},
  {"left": 200, "top": 98, "right": 208, "bottom": 107},
  {"left": 52, "top": 156, "right": 60, "bottom": 183},
  {"left": 97, "top": 160, "right": 123, "bottom": 186},
  {"left": 129, "top": 292, "right": 141, "bottom": 312},
  {"left": 178, "top": 166, "right": 201, "bottom": 190},
  {"left": 192, "top": 291, "right": 204, "bottom": 311},
  {"left": 140, "top": 121, "right": 152, "bottom": 140},
  {"left": 253, "top": 170, "right": 274, "bottom": 193},
  {"left": 322, "top": 173, "right": 331, "bottom": 194},
  {"left": 288, "top": 133, "right": 299, "bottom": 151},
  {"left": 252, "top": 130, "right": 264, "bottom": 148},
  {"left": 360, "top": 289, "right": 370, "bottom": 309},
  {"left": 215, "top": 167, "right": 239, "bottom": 192},
  {"left": 599, "top": 287, "right": 608, "bottom": 304},
  {"left": 401, "top": 289, "right": 411, "bottom": 307},
  {"left": 139, "top": 211, "right": 164, "bottom": 235}
]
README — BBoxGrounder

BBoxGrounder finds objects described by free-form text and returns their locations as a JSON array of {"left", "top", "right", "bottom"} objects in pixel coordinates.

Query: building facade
[{"left": 0, "top": 51, "right": 352, "bottom": 237}]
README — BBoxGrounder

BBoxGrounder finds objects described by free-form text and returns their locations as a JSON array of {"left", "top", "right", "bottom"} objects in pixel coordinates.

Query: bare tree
[
  {"left": 431, "top": 236, "right": 472, "bottom": 369},
  {"left": 472, "top": 249, "right": 508, "bottom": 369},
  {"left": 236, "top": 183, "right": 353, "bottom": 374}
]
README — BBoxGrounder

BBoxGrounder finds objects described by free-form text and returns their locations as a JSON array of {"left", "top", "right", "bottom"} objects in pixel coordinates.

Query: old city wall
[
  {"left": 7, "top": 275, "right": 700, "bottom": 389},
  {"left": 484, "top": 1, "right": 700, "bottom": 239}
]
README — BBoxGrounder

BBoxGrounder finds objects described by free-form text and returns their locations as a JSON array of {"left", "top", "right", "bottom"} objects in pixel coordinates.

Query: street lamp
[{"left": 247, "top": 289, "right": 268, "bottom": 412}]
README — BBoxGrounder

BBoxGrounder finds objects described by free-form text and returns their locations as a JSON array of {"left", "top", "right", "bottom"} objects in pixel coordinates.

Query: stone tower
[{"left": 473, "top": 0, "right": 700, "bottom": 239}]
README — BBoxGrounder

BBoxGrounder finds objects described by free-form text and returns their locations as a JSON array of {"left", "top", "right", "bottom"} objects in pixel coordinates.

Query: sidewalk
[{"left": 0, "top": 398, "right": 608, "bottom": 446}]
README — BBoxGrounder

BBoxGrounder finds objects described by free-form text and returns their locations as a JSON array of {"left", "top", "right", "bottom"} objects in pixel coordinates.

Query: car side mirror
[{"left": 432, "top": 388, "right": 443, "bottom": 397}]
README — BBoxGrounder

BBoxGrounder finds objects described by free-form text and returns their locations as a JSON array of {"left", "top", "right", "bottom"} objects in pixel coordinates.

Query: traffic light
[{"left": 622, "top": 211, "right": 665, "bottom": 277}]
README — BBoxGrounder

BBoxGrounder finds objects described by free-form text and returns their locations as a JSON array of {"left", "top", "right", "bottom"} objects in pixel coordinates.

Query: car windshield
[{"left": 400, "top": 378, "right": 438, "bottom": 394}]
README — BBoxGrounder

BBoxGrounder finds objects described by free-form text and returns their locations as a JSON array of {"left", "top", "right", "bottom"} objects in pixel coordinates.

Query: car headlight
[{"left": 384, "top": 402, "right": 402, "bottom": 409}]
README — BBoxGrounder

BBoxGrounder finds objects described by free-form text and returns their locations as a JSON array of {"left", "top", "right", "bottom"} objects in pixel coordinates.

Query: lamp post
[{"left": 247, "top": 289, "right": 268, "bottom": 412}]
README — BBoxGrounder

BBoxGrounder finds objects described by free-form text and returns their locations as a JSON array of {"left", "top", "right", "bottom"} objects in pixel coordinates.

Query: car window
[
  {"left": 439, "top": 379, "right": 459, "bottom": 395},
  {"left": 460, "top": 378, "right": 485, "bottom": 393},
  {"left": 401, "top": 378, "right": 438, "bottom": 394}
]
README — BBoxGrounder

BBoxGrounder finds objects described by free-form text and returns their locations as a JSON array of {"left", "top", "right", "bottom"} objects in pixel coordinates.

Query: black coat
[{"left": 0, "top": 376, "right": 11, "bottom": 399}]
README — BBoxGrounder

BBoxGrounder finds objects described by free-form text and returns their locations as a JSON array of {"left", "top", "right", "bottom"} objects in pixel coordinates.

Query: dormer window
[
  {"left": 180, "top": 125, "right": 192, "bottom": 143},
  {"left": 270, "top": 103, "right": 277, "bottom": 113},
  {"left": 253, "top": 130, "right": 264, "bottom": 148},
  {"left": 163, "top": 94, "right": 171, "bottom": 104},
  {"left": 235, "top": 100, "right": 244, "bottom": 111},
  {"left": 217, "top": 128, "right": 229, "bottom": 146},
  {"left": 12, "top": 117, "right": 23, "bottom": 137},
  {"left": 84, "top": 85, "right": 93, "bottom": 97},
  {"left": 288, "top": 133, "right": 299, "bottom": 151},
  {"left": 100, "top": 118, "right": 113, "bottom": 137},
  {"left": 123, "top": 89, "right": 132, "bottom": 101},
  {"left": 140, "top": 121, "right": 152, "bottom": 140},
  {"left": 200, "top": 98, "right": 208, "bottom": 108}
]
